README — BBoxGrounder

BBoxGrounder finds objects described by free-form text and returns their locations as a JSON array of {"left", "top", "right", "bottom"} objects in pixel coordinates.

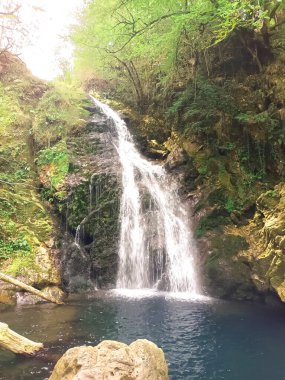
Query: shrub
[{"left": 168, "top": 78, "right": 236, "bottom": 139}]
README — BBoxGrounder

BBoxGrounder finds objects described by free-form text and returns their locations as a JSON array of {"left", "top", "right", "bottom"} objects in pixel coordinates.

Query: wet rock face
[
  {"left": 251, "top": 184, "right": 285, "bottom": 301},
  {"left": 202, "top": 184, "right": 285, "bottom": 303},
  {"left": 61, "top": 235, "right": 94, "bottom": 293},
  {"left": 203, "top": 234, "right": 257, "bottom": 300},
  {"left": 61, "top": 111, "right": 121, "bottom": 291},
  {"left": 49, "top": 339, "right": 169, "bottom": 380}
]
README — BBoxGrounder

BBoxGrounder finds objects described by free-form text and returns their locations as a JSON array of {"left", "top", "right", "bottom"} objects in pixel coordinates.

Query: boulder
[
  {"left": 49, "top": 339, "right": 168, "bottom": 380},
  {"left": 0, "top": 288, "right": 16, "bottom": 305}
]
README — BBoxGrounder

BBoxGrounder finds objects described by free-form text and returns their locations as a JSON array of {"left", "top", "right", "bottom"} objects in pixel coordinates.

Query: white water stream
[{"left": 91, "top": 97, "right": 200, "bottom": 296}]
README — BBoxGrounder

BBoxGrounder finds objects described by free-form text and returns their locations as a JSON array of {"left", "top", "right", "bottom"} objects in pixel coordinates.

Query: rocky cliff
[
  {"left": 0, "top": 53, "right": 94, "bottom": 303},
  {"left": 0, "top": 53, "right": 62, "bottom": 304},
  {"left": 59, "top": 108, "right": 121, "bottom": 291},
  {"left": 119, "top": 29, "right": 285, "bottom": 302},
  {"left": 1, "top": 27, "right": 285, "bottom": 305}
]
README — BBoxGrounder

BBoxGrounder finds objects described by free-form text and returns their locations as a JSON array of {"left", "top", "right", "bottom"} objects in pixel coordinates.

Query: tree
[
  {"left": 0, "top": 1, "right": 26, "bottom": 56},
  {"left": 72, "top": 0, "right": 205, "bottom": 106},
  {"left": 71, "top": 0, "right": 285, "bottom": 107}
]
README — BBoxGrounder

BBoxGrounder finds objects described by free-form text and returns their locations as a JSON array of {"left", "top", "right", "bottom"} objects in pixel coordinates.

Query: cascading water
[{"left": 91, "top": 97, "right": 200, "bottom": 295}]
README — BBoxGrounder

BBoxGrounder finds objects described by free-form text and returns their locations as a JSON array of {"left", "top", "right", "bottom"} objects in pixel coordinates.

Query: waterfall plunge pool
[{"left": 1, "top": 291, "right": 285, "bottom": 379}]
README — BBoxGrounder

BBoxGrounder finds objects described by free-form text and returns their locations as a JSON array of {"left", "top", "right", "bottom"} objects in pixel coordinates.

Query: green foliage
[
  {"left": 196, "top": 208, "right": 230, "bottom": 238},
  {"left": 71, "top": 0, "right": 285, "bottom": 106},
  {"left": 66, "top": 183, "right": 89, "bottom": 229},
  {"left": 265, "top": 189, "right": 279, "bottom": 198},
  {"left": 72, "top": 0, "right": 213, "bottom": 101},
  {"left": 0, "top": 84, "right": 19, "bottom": 131},
  {"left": 211, "top": 0, "right": 269, "bottom": 45},
  {"left": 0, "top": 53, "right": 61, "bottom": 281},
  {"left": 37, "top": 143, "right": 67, "bottom": 166},
  {"left": 197, "top": 163, "right": 208, "bottom": 175},
  {"left": 5, "top": 252, "right": 37, "bottom": 275},
  {"left": 170, "top": 79, "right": 235, "bottom": 115},
  {"left": 0, "top": 165, "right": 31, "bottom": 183},
  {"left": 169, "top": 79, "right": 236, "bottom": 138},
  {"left": 33, "top": 81, "right": 88, "bottom": 147},
  {"left": 225, "top": 198, "right": 234, "bottom": 213},
  {"left": 235, "top": 111, "right": 279, "bottom": 129},
  {"left": 37, "top": 141, "right": 69, "bottom": 190},
  {"left": 0, "top": 238, "right": 31, "bottom": 260},
  {"left": 235, "top": 110, "right": 284, "bottom": 177}
]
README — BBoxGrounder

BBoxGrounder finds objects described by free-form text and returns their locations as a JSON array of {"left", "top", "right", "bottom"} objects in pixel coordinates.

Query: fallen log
[
  {"left": 0, "top": 272, "right": 64, "bottom": 305},
  {"left": 0, "top": 322, "right": 43, "bottom": 355}
]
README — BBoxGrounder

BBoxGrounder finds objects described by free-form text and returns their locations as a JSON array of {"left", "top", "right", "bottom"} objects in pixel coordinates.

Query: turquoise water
[{"left": 1, "top": 292, "right": 285, "bottom": 379}]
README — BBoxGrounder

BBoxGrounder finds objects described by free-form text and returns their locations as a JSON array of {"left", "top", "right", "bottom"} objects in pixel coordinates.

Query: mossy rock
[
  {"left": 0, "top": 55, "right": 62, "bottom": 292},
  {"left": 61, "top": 172, "right": 120, "bottom": 288},
  {"left": 256, "top": 189, "right": 281, "bottom": 215},
  {"left": 195, "top": 208, "right": 230, "bottom": 238},
  {"left": 66, "top": 183, "right": 89, "bottom": 230},
  {"left": 204, "top": 234, "right": 257, "bottom": 300}
]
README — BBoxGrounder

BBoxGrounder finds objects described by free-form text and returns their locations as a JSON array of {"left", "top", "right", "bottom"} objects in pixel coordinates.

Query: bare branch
[
  {"left": 0, "top": 4, "right": 21, "bottom": 17},
  {"left": 108, "top": 10, "right": 192, "bottom": 54},
  {"left": 269, "top": 2, "right": 281, "bottom": 19}
]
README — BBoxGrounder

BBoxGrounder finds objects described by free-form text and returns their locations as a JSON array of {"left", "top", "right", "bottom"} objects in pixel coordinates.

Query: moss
[
  {"left": 258, "top": 189, "right": 281, "bottom": 208},
  {"left": 0, "top": 84, "right": 19, "bottom": 131},
  {"left": 0, "top": 186, "right": 54, "bottom": 266},
  {"left": 168, "top": 77, "right": 236, "bottom": 141},
  {"left": 66, "top": 183, "right": 89, "bottom": 229},
  {"left": 5, "top": 251, "right": 37, "bottom": 276},
  {"left": 33, "top": 82, "right": 88, "bottom": 147},
  {"left": 0, "top": 238, "right": 31, "bottom": 260},
  {"left": 205, "top": 234, "right": 254, "bottom": 299},
  {"left": 207, "top": 188, "right": 227, "bottom": 206},
  {"left": 67, "top": 174, "right": 120, "bottom": 237},
  {"left": 195, "top": 208, "right": 230, "bottom": 238},
  {"left": 0, "top": 55, "right": 57, "bottom": 284},
  {"left": 210, "top": 234, "right": 249, "bottom": 258},
  {"left": 37, "top": 140, "right": 69, "bottom": 190}
]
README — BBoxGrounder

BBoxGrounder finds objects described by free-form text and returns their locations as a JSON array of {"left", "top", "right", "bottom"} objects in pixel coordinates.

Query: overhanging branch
[{"left": 109, "top": 10, "right": 192, "bottom": 54}]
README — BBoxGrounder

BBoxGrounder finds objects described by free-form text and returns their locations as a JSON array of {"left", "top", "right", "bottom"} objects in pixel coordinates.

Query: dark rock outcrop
[{"left": 60, "top": 111, "right": 121, "bottom": 291}]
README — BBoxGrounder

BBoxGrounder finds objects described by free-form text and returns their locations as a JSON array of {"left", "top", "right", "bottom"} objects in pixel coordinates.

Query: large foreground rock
[{"left": 49, "top": 339, "right": 168, "bottom": 380}]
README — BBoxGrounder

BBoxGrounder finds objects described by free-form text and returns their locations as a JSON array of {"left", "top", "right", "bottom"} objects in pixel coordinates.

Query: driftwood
[
  {"left": 0, "top": 272, "right": 64, "bottom": 305},
  {"left": 0, "top": 322, "right": 43, "bottom": 355}
]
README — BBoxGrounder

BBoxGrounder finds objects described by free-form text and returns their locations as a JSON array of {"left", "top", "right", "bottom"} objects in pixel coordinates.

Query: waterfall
[{"left": 91, "top": 97, "right": 200, "bottom": 295}]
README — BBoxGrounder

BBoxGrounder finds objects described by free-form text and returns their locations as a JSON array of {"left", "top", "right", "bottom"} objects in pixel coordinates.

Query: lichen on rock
[{"left": 49, "top": 339, "right": 168, "bottom": 380}]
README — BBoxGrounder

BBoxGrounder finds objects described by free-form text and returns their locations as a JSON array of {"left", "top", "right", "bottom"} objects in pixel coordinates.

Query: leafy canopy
[{"left": 71, "top": 0, "right": 285, "bottom": 104}]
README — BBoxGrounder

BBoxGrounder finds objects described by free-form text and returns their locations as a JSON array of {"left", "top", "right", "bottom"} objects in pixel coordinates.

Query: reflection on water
[{"left": 1, "top": 292, "right": 285, "bottom": 380}]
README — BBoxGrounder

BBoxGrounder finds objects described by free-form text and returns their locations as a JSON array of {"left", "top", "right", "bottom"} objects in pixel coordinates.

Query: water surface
[{"left": 1, "top": 292, "right": 285, "bottom": 379}]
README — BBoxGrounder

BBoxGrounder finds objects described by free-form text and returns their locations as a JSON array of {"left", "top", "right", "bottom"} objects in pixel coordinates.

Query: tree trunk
[
  {"left": 0, "top": 322, "right": 43, "bottom": 355},
  {"left": 114, "top": 55, "right": 145, "bottom": 109},
  {"left": 0, "top": 272, "right": 64, "bottom": 305}
]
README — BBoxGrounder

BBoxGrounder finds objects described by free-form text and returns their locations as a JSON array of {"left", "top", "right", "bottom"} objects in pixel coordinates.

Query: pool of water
[{"left": 1, "top": 291, "right": 285, "bottom": 380}]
